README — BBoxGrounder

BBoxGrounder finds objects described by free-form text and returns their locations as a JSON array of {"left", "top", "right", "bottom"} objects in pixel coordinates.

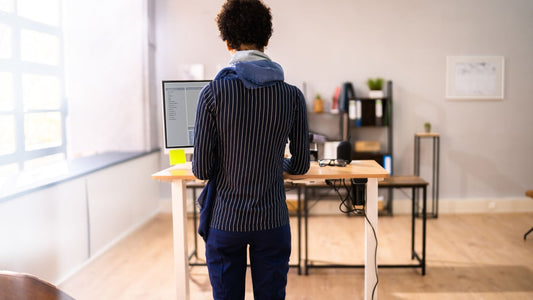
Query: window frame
[{"left": 0, "top": 1, "right": 66, "bottom": 169}]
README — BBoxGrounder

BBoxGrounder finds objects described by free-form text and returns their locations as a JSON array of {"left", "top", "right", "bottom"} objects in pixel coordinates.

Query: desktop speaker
[
  {"left": 352, "top": 178, "right": 367, "bottom": 206},
  {"left": 336, "top": 141, "right": 352, "bottom": 164}
]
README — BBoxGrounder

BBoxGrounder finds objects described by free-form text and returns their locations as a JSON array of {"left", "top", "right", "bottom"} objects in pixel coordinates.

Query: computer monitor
[{"left": 161, "top": 80, "right": 211, "bottom": 152}]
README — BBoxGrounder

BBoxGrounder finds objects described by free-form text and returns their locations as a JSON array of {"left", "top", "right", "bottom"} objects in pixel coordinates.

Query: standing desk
[{"left": 152, "top": 160, "right": 389, "bottom": 300}]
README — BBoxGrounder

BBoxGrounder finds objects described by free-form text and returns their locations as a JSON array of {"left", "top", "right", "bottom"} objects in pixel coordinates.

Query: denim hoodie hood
[{"left": 214, "top": 50, "right": 284, "bottom": 89}]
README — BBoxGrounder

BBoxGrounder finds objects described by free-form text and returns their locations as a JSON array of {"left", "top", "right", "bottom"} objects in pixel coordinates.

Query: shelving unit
[{"left": 343, "top": 81, "right": 394, "bottom": 214}]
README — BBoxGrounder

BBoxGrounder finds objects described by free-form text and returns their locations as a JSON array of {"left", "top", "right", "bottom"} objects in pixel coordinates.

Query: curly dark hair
[{"left": 216, "top": 0, "right": 273, "bottom": 50}]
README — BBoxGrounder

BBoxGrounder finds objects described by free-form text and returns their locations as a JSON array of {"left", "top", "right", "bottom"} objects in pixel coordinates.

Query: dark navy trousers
[{"left": 206, "top": 224, "right": 291, "bottom": 300}]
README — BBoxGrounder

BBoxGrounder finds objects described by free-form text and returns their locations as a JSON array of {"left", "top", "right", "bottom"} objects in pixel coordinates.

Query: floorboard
[{"left": 59, "top": 212, "right": 533, "bottom": 299}]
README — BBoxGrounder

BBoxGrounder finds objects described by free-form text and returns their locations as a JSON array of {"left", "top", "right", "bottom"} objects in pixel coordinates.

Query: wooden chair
[
  {"left": 525, "top": 190, "right": 533, "bottom": 240},
  {"left": 0, "top": 271, "right": 75, "bottom": 300}
]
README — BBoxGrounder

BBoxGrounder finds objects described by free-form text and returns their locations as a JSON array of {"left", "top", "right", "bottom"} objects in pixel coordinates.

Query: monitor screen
[{"left": 162, "top": 80, "right": 211, "bottom": 149}]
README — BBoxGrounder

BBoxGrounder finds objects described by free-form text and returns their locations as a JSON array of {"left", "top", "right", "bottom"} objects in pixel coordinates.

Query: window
[{"left": 0, "top": 0, "right": 65, "bottom": 187}]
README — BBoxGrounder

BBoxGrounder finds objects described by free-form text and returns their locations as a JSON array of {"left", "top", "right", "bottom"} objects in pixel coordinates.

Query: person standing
[{"left": 192, "top": 0, "right": 310, "bottom": 299}]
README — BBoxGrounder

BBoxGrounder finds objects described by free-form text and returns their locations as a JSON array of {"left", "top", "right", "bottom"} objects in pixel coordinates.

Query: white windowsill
[{"left": 0, "top": 149, "right": 160, "bottom": 202}]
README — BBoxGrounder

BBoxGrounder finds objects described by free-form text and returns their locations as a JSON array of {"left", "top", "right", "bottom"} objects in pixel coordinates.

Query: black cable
[
  {"left": 328, "top": 178, "right": 379, "bottom": 299},
  {"left": 363, "top": 205, "right": 379, "bottom": 299},
  {"left": 327, "top": 179, "right": 364, "bottom": 215}
]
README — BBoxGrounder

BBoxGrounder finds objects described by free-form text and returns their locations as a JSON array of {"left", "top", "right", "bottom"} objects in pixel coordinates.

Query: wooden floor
[{"left": 59, "top": 212, "right": 533, "bottom": 299}]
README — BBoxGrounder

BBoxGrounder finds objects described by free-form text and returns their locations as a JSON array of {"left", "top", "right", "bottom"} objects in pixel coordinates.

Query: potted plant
[
  {"left": 367, "top": 78, "right": 384, "bottom": 98},
  {"left": 424, "top": 122, "right": 431, "bottom": 133},
  {"left": 313, "top": 93, "right": 324, "bottom": 113}
]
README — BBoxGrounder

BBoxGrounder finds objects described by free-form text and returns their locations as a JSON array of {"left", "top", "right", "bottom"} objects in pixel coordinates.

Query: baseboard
[
  {"left": 304, "top": 196, "right": 533, "bottom": 215},
  {"left": 391, "top": 197, "right": 533, "bottom": 215}
]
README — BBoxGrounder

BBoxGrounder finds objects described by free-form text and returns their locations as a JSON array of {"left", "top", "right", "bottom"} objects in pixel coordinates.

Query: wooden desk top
[
  {"left": 285, "top": 160, "right": 389, "bottom": 180},
  {"left": 152, "top": 160, "right": 389, "bottom": 182},
  {"left": 152, "top": 162, "right": 197, "bottom": 182}
]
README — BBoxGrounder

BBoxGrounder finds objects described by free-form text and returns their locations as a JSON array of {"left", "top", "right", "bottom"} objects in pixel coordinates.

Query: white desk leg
[
  {"left": 365, "top": 178, "right": 378, "bottom": 300},
  {"left": 171, "top": 179, "right": 190, "bottom": 300}
]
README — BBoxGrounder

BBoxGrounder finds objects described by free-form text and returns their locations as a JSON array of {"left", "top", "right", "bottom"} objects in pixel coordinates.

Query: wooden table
[
  {"left": 152, "top": 160, "right": 389, "bottom": 300},
  {"left": 297, "top": 175, "right": 428, "bottom": 276},
  {"left": 0, "top": 271, "right": 75, "bottom": 300}
]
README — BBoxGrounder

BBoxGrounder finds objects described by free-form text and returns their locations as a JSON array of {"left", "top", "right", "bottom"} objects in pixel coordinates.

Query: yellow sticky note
[{"left": 169, "top": 149, "right": 186, "bottom": 165}]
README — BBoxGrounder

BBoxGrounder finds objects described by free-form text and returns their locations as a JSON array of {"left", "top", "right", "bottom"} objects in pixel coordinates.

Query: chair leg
[{"left": 524, "top": 227, "right": 533, "bottom": 240}]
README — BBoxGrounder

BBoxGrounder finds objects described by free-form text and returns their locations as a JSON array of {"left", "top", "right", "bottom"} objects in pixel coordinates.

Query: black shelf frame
[{"left": 343, "top": 81, "right": 394, "bottom": 215}]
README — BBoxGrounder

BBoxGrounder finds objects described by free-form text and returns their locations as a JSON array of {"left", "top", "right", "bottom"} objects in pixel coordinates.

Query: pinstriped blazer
[{"left": 193, "top": 78, "right": 310, "bottom": 232}]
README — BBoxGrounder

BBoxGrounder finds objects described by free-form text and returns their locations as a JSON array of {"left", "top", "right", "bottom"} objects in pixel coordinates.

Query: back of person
[
  {"left": 191, "top": 1, "right": 309, "bottom": 299},
  {"left": 208, "top": 78, "right": 306, "bottom": 232}
]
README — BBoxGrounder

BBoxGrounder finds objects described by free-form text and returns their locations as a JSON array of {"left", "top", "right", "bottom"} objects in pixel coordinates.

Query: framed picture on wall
[{"left": 446, "top": 56, "right": 504, "bottom": 100}]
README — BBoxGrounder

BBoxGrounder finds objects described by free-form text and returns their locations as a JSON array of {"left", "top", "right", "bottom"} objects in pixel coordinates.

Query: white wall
[
  {"left": 0, "top": 178, "right": 89, "bottom": 282},
  {"left": 0, "top": 153, "right": 160, "bottom": 284},
  {"left": 64, "top": 0, "right": 152, "bottom": 157},
  {"left": 155, "top": 0, "right": 533, "bottom": 201}
]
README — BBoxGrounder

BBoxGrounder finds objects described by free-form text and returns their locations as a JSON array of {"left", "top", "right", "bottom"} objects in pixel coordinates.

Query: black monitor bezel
[{"left": 161, "top": 80, "right": 211, "bottom": 149}]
